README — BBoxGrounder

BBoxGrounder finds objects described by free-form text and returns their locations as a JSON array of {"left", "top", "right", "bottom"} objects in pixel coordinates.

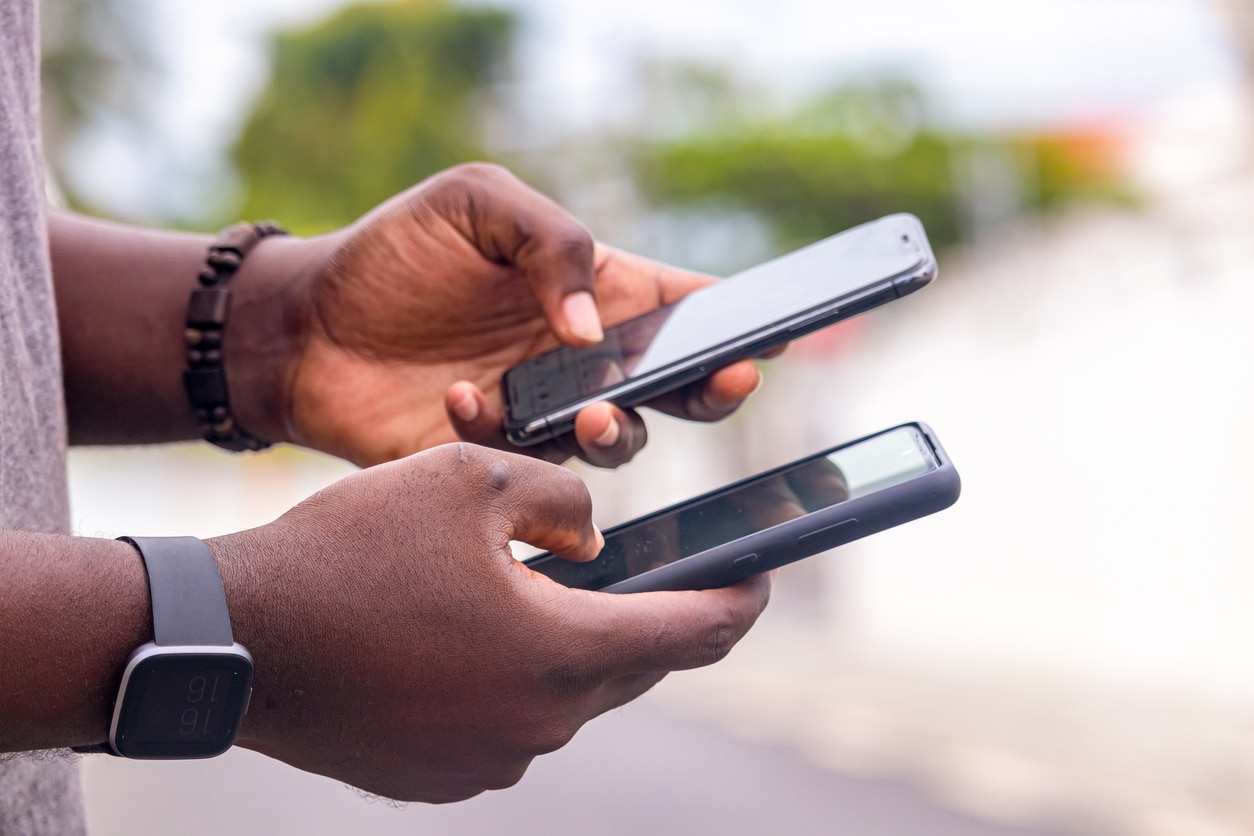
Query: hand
[
  {"left": 210, "top": 443, "right": 771, "bottom": 802},
  {"left": 278, "top": 163, "right": 766, "bottom": 468}
]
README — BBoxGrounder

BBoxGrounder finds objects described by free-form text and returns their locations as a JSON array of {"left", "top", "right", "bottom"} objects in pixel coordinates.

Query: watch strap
[{"left": 121, "top": 536, "right": 235, "bottom": 647}]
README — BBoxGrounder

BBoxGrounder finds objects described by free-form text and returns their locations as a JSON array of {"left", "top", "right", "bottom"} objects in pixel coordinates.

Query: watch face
[{"left": 111, "top": 646, "right": 254, "bottom": 759}]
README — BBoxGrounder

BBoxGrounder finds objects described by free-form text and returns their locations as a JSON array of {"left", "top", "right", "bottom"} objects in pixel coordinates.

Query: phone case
[
  {"left": 502, "top": 214, "right": 938, "bottom": 446},
  {"left": 523, "top": 423, "right": 960, "bottom": 593}
]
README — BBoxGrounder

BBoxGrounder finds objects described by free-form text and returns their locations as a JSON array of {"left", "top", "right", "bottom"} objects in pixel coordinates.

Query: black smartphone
[
  {"left": 502, "top": 214, "right": 937, "bottom": 446},
  {"left": 523, "top": 422, "right": 959, "bottom": 593}
]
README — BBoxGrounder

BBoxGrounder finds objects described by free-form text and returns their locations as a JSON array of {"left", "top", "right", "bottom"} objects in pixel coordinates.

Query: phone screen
[
  {"left": 529, "top": 426, "right": 938, "bottom": 591},
  {"left": 504, "top": 217, "right": 926, "bottom": 426}
]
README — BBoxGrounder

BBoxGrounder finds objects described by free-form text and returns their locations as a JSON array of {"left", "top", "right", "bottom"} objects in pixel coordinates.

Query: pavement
[{"left": 82, "top": 697, "right": 1084, "bottom": 836}]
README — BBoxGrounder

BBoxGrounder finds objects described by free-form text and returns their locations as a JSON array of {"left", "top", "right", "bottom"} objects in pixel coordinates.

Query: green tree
[
  {"left": 232, "top": 0, "right": 514, "bottom": 233},
  {"left": 627, "top": 72, "right": 1128, "bottom": 255}
]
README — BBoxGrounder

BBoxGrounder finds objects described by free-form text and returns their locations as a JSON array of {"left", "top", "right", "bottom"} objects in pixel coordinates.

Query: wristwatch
[{"left": 80, "top": 536, "right": 254, "bottom": 759}]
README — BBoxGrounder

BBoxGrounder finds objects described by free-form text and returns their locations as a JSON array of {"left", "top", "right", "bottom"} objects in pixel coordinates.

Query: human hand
[
  {"left": 272, "top": 163, "right": 766, "bottom": 468},
  {"left": 210, "top": 443, "right": 771, "bottom": 803}
]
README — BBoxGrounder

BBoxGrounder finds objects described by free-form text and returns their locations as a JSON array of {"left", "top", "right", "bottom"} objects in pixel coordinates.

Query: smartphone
[
  {"left": 502, "top": 214, "right": 937, "bottom": 446},
  {"left": 523, "top": 423, "right": 959, "bottom": 593}
]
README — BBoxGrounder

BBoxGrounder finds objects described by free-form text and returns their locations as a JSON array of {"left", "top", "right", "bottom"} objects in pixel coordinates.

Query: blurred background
[{"left": 47, "top": 0, "right": 1254, "bottom": 833}]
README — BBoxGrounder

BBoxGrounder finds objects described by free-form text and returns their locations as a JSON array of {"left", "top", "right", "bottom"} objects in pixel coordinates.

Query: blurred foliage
[
  {"left": 38, "top": 0, "right": 1136, "bottom": 241},
  {"left": 232, "top": 0, "right": 513, "bottom": 234},
  {"left": 39, "top": 0, "right": 155, "bottom": 209},
  {"left": 229, "top": 3, "right": 1127, "bottom": 251},
  {"left": 628, "top": 74, "right": 1131, "bottom": 254}
]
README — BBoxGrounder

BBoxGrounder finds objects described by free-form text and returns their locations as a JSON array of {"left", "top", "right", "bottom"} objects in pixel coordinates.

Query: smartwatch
[{"left": 82, "top": 536, "right": 254, "bottom": 759}]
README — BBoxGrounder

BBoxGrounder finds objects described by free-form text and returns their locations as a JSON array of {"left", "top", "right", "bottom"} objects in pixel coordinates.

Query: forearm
[
  {"left": 0, "top": 531, "right": 149, "bottom": 751},
  {"left": 49, "top": 211, "right": 321, "bottom": 446}
]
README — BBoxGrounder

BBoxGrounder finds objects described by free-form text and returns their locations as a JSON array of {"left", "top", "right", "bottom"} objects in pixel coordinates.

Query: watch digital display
[{"left": 111, "top": 647, "right": 253, "bottom": 759}]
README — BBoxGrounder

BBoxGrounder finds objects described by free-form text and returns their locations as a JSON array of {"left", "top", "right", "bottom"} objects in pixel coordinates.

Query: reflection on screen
[
  {"left": 505, "top": 305, "right": 676, "bottom": 421},
  {"left": 531, "top": 426, "right": 936, "bottom": 590},
  {"left": 504, "top": 216, "right": 925, "bottom": 423}
]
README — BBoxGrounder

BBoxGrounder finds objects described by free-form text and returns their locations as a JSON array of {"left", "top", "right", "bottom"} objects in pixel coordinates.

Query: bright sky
[
  {"left": 505, "top": 0, "right": 1239, "bottom": 126},
  {"left": 70, "top": 0, "right": 1240, "bottom": 219}
]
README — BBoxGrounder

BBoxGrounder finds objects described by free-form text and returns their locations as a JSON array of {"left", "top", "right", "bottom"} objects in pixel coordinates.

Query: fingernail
[
  {"left": 592, "top": 418, "right": 620, "bottom": 448},
  {"left": 562, "top": 292, "right": 603, "bottom": 343},
  {"left": 450, "top": 390, "right": 480, "bottom": 422}
]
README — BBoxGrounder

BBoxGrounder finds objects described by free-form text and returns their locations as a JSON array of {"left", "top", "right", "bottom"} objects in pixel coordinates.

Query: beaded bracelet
[{"left": 183, "top": 221, "right": 288, "bottom": 452}]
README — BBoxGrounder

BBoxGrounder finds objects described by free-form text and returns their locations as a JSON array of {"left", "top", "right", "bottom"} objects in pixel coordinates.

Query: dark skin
[
  {"left": 52, "top": 163, "right": 763, "bottom": 466},
  {"left": 0, "top": 446, "right": 771, "bottom": 802},
  {"left": 2, "top": 163, "right": 774, "bottom": 802},
  {"left": 216, "top": 444, "right": 770, "bottom": 802}
]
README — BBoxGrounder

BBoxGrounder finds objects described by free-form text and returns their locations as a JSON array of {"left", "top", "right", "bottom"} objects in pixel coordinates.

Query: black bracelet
[{"left": 183, "top": 221, "right": 288, "bottom": 452}]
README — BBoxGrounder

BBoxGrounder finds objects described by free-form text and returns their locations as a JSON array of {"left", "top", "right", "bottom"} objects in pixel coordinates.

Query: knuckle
[
  {"left": 442, "top": 160, "right": 511, "bottom": 188},
  {"left": 424, "top": 443, "right": 489, "bottom": 490},
  {"left": 419, "top": 782, "right": 486, "bottom": 805},
  {"left": 559, "top": 466, "right": 594, "bottom": 511},
  {"left": 700, "top": 604, "right": 743, "bottom": 667},
  {"left": 548, "top": 225, "right": 594, "bottom": 266},
  {"left": 443, "top": 443, "right": 521, "bottom": 497},
  {"left": 488, "top": 460, "right": 511, "bottom": 493},
  {"left": 446, "top": 441, "right": 489, "bottom": 469},
  {"left": 693, "top": 580, "right": 772, "bottom": 666},
  {"left": 426, "top": 441, "right": 472, "bottom": 475},
  {"left": 544, "top": 526, "right": 588, "bottom": 557},
  {"left": 478, "top": 760, "right": 532, "bottom": 792},
  {"left": 520, "top": 459, "right": 592, "bottom": 517},
  {"left": 521, "top": 718, "right": 579, "bottom": 757}
]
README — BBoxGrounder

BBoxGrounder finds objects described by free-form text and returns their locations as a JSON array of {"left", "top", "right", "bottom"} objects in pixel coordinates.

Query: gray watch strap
[
  {"left": 72, "top": 536, "right": 237, "bottom": 754},
  {"left": 121, "top": 536, "right": 235, "bottom": 647}
]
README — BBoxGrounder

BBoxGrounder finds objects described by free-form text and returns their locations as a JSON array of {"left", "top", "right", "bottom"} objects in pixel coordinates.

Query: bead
[
  {"left": 207, "top": 250, "right": 242, "bottom": 272},
  {"left": 216, "top": 222, "right": 258, "bottom": 254},
  {"left": 183, "top": 368, "right": 228, "bottom": 405},
  {"left": 185, "top": 221, "right": 287, "bottom": 453},
  {"left": 188, "top": 288, "right": 231, "bottom": 327}
]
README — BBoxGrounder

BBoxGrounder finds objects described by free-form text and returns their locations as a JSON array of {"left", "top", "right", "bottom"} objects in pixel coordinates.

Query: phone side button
[
  {"left": 796, "top": 518, "right": 858, "bottom": 545},
  {"left": 731, "top": 553, "right": 760, "bottom": 568}
]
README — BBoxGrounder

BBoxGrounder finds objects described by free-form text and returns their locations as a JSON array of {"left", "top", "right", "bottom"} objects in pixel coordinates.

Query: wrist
[
  {"left": 84, "top": 537, "right": 254, "bottom": 759},
  {"left": 202, "top": 525, "right": 295, "bottom": 753},
  {"left": 220, "top": 232, "right": 335, "bottom": 447},
  {"left": 0, "top": 533, "right": 150, "bottom": 752},
  {"left": 78, "top": 538, "right": 155, "bottom": 749}
]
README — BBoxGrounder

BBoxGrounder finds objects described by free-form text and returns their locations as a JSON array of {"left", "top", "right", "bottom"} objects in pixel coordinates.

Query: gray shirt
[{"left": 1, "top": 0, "right": 86, "bottom": 832}]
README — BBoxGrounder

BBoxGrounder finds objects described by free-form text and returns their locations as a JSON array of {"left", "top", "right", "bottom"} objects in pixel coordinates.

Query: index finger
[
  {"left": 432, "top": 163, "right": 604, "bottom": 345},
  {"left": 450, "top": 444, "right": 604, "bottom": 562}
]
